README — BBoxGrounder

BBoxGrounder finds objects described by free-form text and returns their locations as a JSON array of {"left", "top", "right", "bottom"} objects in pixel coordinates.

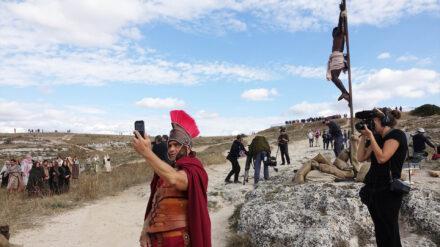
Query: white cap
[{"left": 418, "top": 128, "right": 425, "bottom": 133}]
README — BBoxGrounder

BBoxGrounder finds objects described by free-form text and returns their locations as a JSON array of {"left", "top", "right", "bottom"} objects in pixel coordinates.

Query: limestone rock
[
  {"left": 238, "top": 182, "right": 375, "bottom": 247},
  {"left": 400, "top": 187, "right": 440, "bottom": 244},
  {"left": 238, "top": 176, "right": 440, "bottom": 246}
]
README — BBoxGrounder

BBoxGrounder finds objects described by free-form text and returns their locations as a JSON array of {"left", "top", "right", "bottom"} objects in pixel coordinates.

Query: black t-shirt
[
  {"left": 229, "top": 140, "right": 246, "bottom": 158},
  {"left": 364, "top": 129, "right": 408, "bottom": 187},
  {"left": 278, "top": 134, "right": 289, "bottom": 146},
  {"left": 412, "top": 133, "right": 434, "bottom": 152},
  {"left": 152, "top": 142, "right": 168, "bottom": 162}
]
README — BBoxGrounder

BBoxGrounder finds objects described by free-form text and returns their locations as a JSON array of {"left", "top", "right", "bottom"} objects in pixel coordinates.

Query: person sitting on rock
[{"left": 412, "top": 128, "right": 435, "bottom": 159}]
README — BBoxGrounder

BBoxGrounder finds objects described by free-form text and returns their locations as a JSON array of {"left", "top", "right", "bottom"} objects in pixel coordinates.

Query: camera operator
[
  {"left": 278, "top": 128, "right": 290, "bottom": 165},
  {"left": 225, "top": 134, "right": 247, "bottom": 184},
  {"left": 357, "top": 108, "right": 407, "bottom": 247}
]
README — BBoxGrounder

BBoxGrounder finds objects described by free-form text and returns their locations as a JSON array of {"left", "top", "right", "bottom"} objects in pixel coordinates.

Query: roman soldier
[{"left": 132, "top": 110, "right": 211, "bottom": 247}]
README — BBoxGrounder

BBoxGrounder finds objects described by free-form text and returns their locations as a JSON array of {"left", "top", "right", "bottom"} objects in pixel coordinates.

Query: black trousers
[
  {"left": 323, "top": 140, "right": 329, "bottom": 149},
  {"left": 280, "top": 145, "right": 290, "bottom": 164},
  {"left": 367, "top": 188, "right": 403, "bottom": 247},
  {"left": 334, "top": 136, "right": 343, "bottom": 157},
  {"left": 1, "top": 175, "right": 8, "bottom": 188},
  {"left": 225, "top": 158, "right": 240, "bottom": 182}
]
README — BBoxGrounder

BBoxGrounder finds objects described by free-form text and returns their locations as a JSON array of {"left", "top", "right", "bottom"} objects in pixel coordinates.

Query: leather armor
[{"left": 145, "top": 181, "right": 188, "bottom": 233}]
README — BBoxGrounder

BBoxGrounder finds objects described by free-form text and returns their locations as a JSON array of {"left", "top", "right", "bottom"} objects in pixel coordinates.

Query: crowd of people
[
  {"left": 284, "top": 114, "right": 345, "bottom": 125},
  {"left": 308, "top": 127, "right": 350, "bottom": 151},
  {"left": 1, "top": 154, "right": 113, "bottom": 197}
]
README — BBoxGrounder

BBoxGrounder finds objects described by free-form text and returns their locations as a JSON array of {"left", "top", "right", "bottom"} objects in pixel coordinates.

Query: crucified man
[{"left": 326, "top": 3, "right": 350, "bottom": 104}]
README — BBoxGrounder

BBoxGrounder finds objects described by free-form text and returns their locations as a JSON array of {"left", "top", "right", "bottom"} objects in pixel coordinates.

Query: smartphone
[{"left": 134, "top": 120, "right": 145, "bottom": 139}]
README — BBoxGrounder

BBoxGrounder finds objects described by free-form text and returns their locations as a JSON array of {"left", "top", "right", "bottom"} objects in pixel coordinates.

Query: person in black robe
[
  {"left": 27, "top": 161, "right": 44, "bottom": 197},
  {"left": 61, "top": 162, "right": 71, "bottom": 193},
  {"left": 50, "top": 161, "right": 61, "bottom": 195}
]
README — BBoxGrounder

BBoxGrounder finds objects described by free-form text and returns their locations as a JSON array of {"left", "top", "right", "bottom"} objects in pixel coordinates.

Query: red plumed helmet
[{"left": 170, "top": 110, "right": 200, "bottom": 138}]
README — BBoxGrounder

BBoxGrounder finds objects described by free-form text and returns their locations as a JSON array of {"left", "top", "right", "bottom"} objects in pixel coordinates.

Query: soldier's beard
[{"left": 175, "top": 145, "right": 189, "bottom": 161}]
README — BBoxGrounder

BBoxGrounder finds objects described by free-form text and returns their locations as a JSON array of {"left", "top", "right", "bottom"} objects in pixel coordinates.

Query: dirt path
[
  {"left": 10, "top": 139, "right": 312, "bottom": 247},
  {"left": 10, "top": 138, "right": 438, "bottom": 246}
]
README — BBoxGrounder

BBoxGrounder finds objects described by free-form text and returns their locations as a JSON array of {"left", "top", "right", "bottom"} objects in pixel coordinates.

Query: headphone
[{"left": 375, "top": 107, "right": 391, "bottom": 126}]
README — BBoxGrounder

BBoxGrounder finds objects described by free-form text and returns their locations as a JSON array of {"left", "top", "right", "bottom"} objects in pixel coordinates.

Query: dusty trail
[
  {"left": 10, "top": 139, "right": 313, "bottom": 247},
  {"left": 10, "top": 138, "right": 435, "bottom": 246}
]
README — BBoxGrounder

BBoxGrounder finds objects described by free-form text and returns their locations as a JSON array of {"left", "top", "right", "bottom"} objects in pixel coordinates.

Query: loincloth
[{"left": 326, "top": 51, "right": 345, "bottom": 81}]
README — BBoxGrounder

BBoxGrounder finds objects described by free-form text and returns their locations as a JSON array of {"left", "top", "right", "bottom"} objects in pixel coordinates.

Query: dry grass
[
  {"left": 197, "top": 142, "right": 231, "bottom": 166},
  {"left": 68, "top": 134, "right": 132, "bottom": 146},
  {"left": 0, "top": 161, "right": 153, "bottom": 233},
  {"left": 227, "top": 203, "right": 252, "bottom": 247}
]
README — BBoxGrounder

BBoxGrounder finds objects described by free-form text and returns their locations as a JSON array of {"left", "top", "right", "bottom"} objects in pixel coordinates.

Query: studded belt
[{"left": 151, "top": 229, "right": 190, "bottom": 247}]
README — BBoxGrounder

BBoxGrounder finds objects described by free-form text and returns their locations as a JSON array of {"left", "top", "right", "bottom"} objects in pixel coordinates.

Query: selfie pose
[
  {"left": 357, "top": 108, "right": 407, "bottom": 247},
  {"left": 132, "top": 110, "right": 211, "bottom": 247}
]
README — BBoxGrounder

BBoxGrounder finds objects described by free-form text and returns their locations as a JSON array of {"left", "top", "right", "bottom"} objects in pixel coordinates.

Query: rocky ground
[
  {"left": 237, "top": 139, "right": 440, "bottom": 247},
  {"left": 3, "top": 113, "right": 440, "bottom": 246}
]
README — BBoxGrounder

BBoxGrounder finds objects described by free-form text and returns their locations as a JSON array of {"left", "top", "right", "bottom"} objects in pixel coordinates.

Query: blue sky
[{"left": 0, "top": 0, "right": 439, "bottom": 136}]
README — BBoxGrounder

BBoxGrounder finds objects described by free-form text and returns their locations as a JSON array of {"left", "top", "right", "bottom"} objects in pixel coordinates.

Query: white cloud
[
  {"left": 1, "top": 0, "right": 145, "bottom": 47},
  {"left": 1, "top": 0, "right": 438, "bottom": 53},
  {"left": 195, "top": 115, "right": 285, "bottom": 136},
  {"left": 397, "top": 55, "right": 418, "bottom": 62},
  {"left": 0, "top": 98, "right": 128, "bottom": 134},
  {"left": 354, "top": 68, "right": 440, "bottom": 104},
  {"left": 241, "top": 88, "right": 278, "bottom": 101},
  {"left": 377, "top": 52, "right": 391, "bottom": 59},
  {"left": 286, "top": 101, "right": 350, "bottom": 118},
  {"left": 0, "top": 98, "right": 285, "bottom": 136},
  {"left": 283, "top": 65, "right": 325, "bottom": 79},
  {"left": 416, "top": 57, "right": 432, "bottom": 66},
  {"left": 196, "top": 110, "right": 220, "bottom": 119},
  {"left": 135, "top": 97, "right": 187, "bottom": 109},
  {"left": 396, "top": 54, "right": 431, "bottom": 66},
  {"left": 286, "top": 67, "right": 440, "bottom": 118},
  {"left": 0, "top": 44, "right": 274, "bottom": 87},
  {"left": 37, "top": 86, "right": 54, "bottom": 94},
  {"left": 64, "top": 105, "right": 106, "bottom": 114}
]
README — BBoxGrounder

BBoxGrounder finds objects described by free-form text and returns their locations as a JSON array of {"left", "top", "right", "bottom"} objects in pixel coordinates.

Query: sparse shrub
[
  {"left": 411, "top": 104, "right": 440, "bottom": 117},
  {"left": 229, "top": 203, "right": 244, "bottom": 232},
  {"left": 4, "top": 138, "right": 12, "bottom": 145},
  {"left": 197, "top": 142, "right": 231, "bottom": 166},
  {"left": 50, "top": 203, "right": 71, "bottom": 209},
  {"left": 226, "top": 233, "right": 252, "bottom": 247}
]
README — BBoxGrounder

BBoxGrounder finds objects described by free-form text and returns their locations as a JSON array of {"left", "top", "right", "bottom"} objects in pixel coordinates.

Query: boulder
[
  {"left": 238, "top": 177, "right": 440, "bottom": 247},
  {"left": 400, "top": 187, "right": 440, "bottom": 243},
  {"left": 238, "top": 182, "right": 375, "bottom": 247}
]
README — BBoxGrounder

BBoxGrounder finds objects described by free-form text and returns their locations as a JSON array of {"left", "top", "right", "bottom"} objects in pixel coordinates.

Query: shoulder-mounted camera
[{"left": 355, "top": 110, "right": 375, "bottom": 131}]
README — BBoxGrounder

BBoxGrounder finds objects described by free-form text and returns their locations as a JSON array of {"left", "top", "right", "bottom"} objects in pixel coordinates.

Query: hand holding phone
[{"left": 134, "top": 120, "right": 145, "bottom": 139}]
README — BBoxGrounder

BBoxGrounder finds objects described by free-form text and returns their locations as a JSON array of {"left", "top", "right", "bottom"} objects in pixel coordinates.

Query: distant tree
[{"left": 410, "top": 104, "right": 440, "bottom": 117}]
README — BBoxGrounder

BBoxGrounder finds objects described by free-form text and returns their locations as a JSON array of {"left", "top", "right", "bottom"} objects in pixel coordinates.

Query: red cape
[{"left": 145, "top": 156, "right": 211, "bottom": 247}]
